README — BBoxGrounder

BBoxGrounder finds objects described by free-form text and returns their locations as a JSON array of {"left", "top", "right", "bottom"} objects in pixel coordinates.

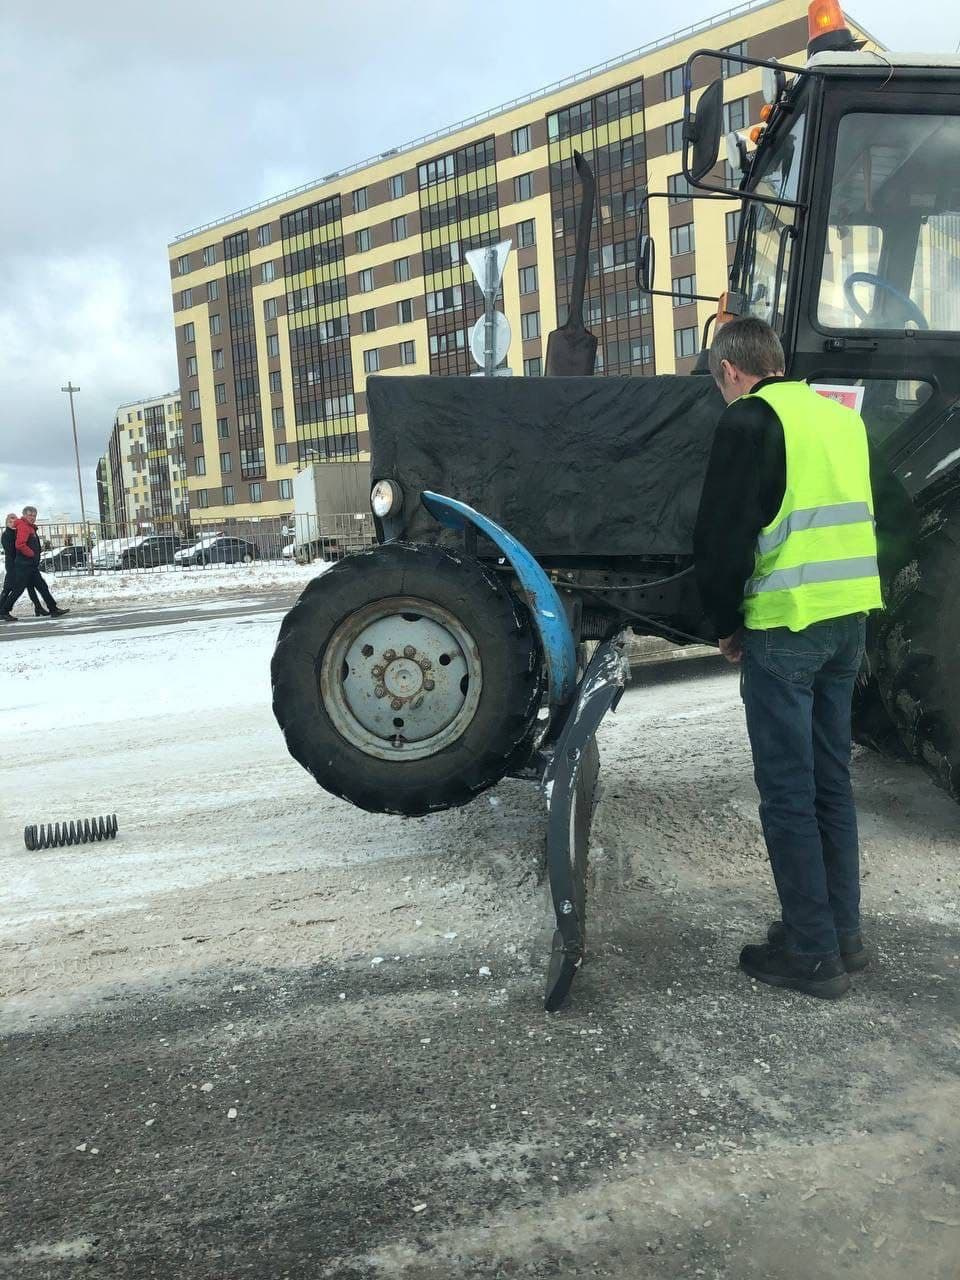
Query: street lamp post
[{"left": 61, "top": 381, "right": 94, "bottom": 573}]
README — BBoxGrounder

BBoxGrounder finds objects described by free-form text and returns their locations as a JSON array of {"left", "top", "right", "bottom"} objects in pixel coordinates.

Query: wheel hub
[{"left": 319, "top": 597, "right": 483, "bottom": 762}]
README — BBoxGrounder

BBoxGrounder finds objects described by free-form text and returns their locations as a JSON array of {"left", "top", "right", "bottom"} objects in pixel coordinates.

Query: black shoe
[
  {"left": 767, "top": 920, "right": 869, "bottom": 972},
  {"left": 34, "top": 607, "right": 50, "bottom": 617},
  {"left": 48, "top": 607, "right": 69, "bottom": 617},
  {"left": 0, "top": 612, "right": 17, "bottom": 622},
  {"left": 739, "top": 942, "right": 851, "bottom": 999}
]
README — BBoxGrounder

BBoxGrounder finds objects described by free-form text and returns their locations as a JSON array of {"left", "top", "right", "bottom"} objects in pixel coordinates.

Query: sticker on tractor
[{"left": 811, "top": 383, "right": 865, "bottom": 412}]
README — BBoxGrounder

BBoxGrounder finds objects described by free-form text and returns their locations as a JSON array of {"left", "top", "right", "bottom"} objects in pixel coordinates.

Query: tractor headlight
[{"left": 371, "top": 479, "right": 403, "bottom": 519}]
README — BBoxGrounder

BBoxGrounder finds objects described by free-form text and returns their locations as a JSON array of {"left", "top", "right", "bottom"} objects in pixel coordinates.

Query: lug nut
[
  {"left": 403, "top": 645, "right": 416, "bottom": 658},
  {"left": 384, "top": 649, "right": 396, "bottom": 661},
  {"left": 423, "top": 679, "right": 435, "bottom": 692},
  {"left": 391, "top": 698, "right": 404, "bottom": 711},
  {"left": 371, "top": 665, "right": 384, "bottom": 678},
  {"left": 418, "top": 657, "right": 432, "bottom": 671},
  {"left": 374, "top": 686, "right": 387, "bottom": 699}
]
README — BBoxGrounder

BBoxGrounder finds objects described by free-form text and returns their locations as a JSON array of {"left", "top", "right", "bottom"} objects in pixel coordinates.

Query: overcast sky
[{"left": 0, "top": 0, "right": 953, "bottom": 519}]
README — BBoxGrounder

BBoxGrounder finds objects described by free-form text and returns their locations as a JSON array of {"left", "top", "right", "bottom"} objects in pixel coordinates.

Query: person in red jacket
[{"left": 0, "top": 506, "right": 69, "bottom": 621}]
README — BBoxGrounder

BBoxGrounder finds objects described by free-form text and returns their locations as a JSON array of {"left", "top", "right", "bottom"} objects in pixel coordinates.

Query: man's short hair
[
  {"left": 708, "top": 316, "right": 785, "bottom": 381},
  {"left": 21, "top": 505, "right": 37, "bottom": 516}
]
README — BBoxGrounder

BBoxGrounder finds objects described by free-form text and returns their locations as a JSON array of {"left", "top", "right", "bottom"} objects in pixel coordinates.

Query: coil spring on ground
[{"left": 24, "top": 814, "right": 119, "bottom": 851}]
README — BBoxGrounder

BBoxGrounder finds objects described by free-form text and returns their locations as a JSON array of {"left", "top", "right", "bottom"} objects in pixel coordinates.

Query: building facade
[
  {"left": 97, "top": 393, "right": 186, "bottom": 533},
  {"left": 167, "top": 0, "right": 843, "bottom": 523}
]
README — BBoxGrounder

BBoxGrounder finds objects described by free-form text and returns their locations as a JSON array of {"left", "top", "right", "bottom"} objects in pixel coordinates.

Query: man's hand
[{"left": 718, "top": 630, "right": 744, "bottom": 664}]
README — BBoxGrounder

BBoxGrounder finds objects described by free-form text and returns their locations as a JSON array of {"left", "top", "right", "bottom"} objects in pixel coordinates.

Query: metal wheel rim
[{"left": 320, "top": 595, "right": 483, "bottom": 762}]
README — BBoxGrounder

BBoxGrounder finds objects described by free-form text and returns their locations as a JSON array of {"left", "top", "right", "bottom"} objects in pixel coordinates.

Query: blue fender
[{"left": 421, "top": 491, "right": 577, "bottom": 708}]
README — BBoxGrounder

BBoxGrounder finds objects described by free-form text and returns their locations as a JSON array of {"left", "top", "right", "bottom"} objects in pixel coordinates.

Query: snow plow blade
[{"left": 538, "top": 636, "right": 627, "bottom": 1011}]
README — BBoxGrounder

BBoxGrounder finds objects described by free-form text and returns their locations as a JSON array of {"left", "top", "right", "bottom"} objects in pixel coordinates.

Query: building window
[
  {"left": 359, "top": 268, "right": 374, "bottom": 292},
  {"left": 196, "top": 489, "right": 208, "bottom": 508},
  {"left": 267, "top": 333, "right": 280, "bottom": 358},
  {"left": 189, "top": 391, "right": 201, "bottom": 411},
  {"left": 667, "top": 173, "right": 692, "bottom": 204},
  {"left": 670, "top": 223, "right": 695, "bottom": 255},
  {"left": 521, "top": 311, "right": 540, "bottom": 340},
  {"left": 391, "top": 214, "right": 408, "bottom": 241},
  {"left": 276, "top": 443, "right": 288, "bottom": 465},
  {"left": 210, "top": 314, "right": 222, "bottom": 335},
  {"left": 182, "top": 321, "right": 195, "bottom": 343},
  {"left": 195, "top": 455, "right": 206, "bottom": 476},
  {"left": 672, "top": 274, "right": 697, "bottom": 304},
  {"left": 523, "top": 357, "right": 542, "bottom": 377},
  {"left": 186, "top": 355, "right": 198, "bottom": 376},
  {"left": 726, "top": 209, "right": 741, "bottom": 243},
  {"left": 257, "top": 224, "right": 272, "bottom": 247},
  {"left": 278, "top": 478, "right": 293, "bottom": 500},
  {"left": 202, "top": 245, "right": 216, "bottom": 267},
  {"left": 519, "top": 265, "right": 538, "bottom": 295},
  {"left": 361, "top": 308, "right": 377, "bottom": 333},
  {"left": 397, "top": 298, "right": 413, "bottom": 324},
  {"left": 353, "top": 187, "right": 368, "bottom": 213},
  {"left": 269, "top": 370, "right": 282, "bottom": 393},
  {"left": 180, "top": 288, "right": 193, "bottom": 308},
  {"left": 177, "top": 254, "right": 190, "bottom": 275},
  {"left": 217, "top": 417, "right": 229, "bottom": 438},
  {"left": 721, "top": 41, "right": 748, "bottom": 78},
  {"left": 394, "top": 256, "right": 410, "bottom": 283},
  {"left": 388, "top": 173, "right": 405, "bottom": 199},
  {"left": 223, "top": 484, "right": 235, "bottom": 505},
  {"left": 211, "top": 348, "right": 223, "bottom": 371},
  {"left": 272, "top": 406, "right": 284, "bottom": 429},
  {"left": 665, "top": 120, "right": 685, "bottom": 153},
  {"left": 400, "top": 340, "right": 416, "bottom": 365},
  {"left": 207, "top": 280, "right": 220, "bottom": 302},
  {"left": 664, "top": 66, "right": 684, "bottom": 99},
  {"left": 517, "top": 218, "right": 536, "bottom": 248},
  {"left": 220, "top": 451, "right": 232, "bottom": 473},
  {"left": 364, "top": 348, "right": 380, "bottom": 373},
  {"left": 675, "top": 326, "right": 699, "bottom": 358},
  {"left": 723, "top": 97, "right": 749, "bottom": 134},
  {"left": 264, "top": 297, "right": 278, "bottom": 320},
  {"left": 262, "top": 261, "right": 276, "bottom": 284},
  {"left": 514, "top": 173, "right": 534, "bottom": 202},
  {"left": 249, "top": 482, "right": 263, "bottom": 503},
  {"left": 512, "top": 125, "right": 532, "bottom": 155},
  {"left": 215, "top": 383, "right": 226, "bottom": 404},
  {"left": 355, "top": 227, "right": 372, "bottom": 253},
  {"left": 191, "top": 422, "right": 203, "bottom": 442}
]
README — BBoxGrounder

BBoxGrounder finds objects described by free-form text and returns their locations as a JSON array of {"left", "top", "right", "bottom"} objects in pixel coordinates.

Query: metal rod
[{"left": 61, "top": 381, "right": 93, "bottom": 574}]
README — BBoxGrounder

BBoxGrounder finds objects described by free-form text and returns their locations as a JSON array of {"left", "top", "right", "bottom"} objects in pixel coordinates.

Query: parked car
[
  {"left": 39, "top": 545, "right": 87, "bottom": 572},
  {"left": 116, "top": 534, "right": 184, "bottom": 569},
  {"left": 92, "top": 536, "right": 144, "bottom": 570},
  {"left": 174, "top": 535, "right": 260, "bottom": 566}
]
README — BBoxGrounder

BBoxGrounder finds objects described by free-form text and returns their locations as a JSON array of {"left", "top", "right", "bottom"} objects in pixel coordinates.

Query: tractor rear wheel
[
  {"left": 873, "top": 496, "right": 960, "bottom": 797},
  {"left": 271, "top": 542, "right": 544, "bottom": 816}
]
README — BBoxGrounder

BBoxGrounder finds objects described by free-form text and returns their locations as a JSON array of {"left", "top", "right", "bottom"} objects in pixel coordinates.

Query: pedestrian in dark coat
[
  {"left": 1, "top": 513, "right": 46, "bottom": 616},
  {"left": 0, "top": 507, "right": 69, "bottom": 621}
]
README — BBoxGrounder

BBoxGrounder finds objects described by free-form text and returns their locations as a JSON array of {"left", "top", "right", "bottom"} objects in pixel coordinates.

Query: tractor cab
[{"left": 666, "top": 0, "right": 960, "bottom": 496}]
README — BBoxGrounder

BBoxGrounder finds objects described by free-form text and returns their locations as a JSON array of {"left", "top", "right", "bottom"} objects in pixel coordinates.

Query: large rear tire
[
  {"left": 271, "top": 542, "right": 544, "bottom": 816},
  {"left": 874, "top": 496, "right": 960, "bottom": 797}
]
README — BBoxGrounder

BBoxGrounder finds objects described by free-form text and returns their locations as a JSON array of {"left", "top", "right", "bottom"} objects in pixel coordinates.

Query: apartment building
[
  {"left": 97, "top": 393, "right": 186, "bottom": 533},
  {"left": 168, "top": 0, "right": 857, "bottom": 522}
]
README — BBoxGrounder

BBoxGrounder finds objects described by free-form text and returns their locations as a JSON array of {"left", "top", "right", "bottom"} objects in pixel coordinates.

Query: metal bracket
[{"left": 539, "top": 635, "right": 628, "bottom": 1012}]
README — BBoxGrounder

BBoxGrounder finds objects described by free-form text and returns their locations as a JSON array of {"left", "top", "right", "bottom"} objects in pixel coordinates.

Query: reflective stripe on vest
[{"left": 741, "top": 381, "right": 883, "bottom": 632}]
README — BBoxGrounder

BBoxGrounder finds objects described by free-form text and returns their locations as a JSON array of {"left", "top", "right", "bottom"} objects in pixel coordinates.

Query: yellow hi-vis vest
[{"left": 742, "top": 381, "right": 883, "bottom": 632}]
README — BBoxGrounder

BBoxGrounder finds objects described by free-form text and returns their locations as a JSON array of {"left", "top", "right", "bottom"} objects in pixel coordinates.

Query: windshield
[
  {"left": 734, "top": 105, "right": 806, "bottom": 329},
  {"left": 818, "top": 112, "right": 960, "bottom": 331}
]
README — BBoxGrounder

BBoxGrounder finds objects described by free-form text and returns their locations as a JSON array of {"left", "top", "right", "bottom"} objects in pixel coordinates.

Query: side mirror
[
  {"left": 636, "top": 233, "right": 655, "bottom": 293},
  {"left": 687, "top": 77, "right": 724, "bottom": 183}
]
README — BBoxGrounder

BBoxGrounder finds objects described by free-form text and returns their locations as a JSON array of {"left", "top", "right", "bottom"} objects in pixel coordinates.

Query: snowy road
[
  {"left": 0, "top": 590, "right": 296, "bottom": 641},
  {"left": 2, "top": 610, "right": 959, "bottom": 1278}
]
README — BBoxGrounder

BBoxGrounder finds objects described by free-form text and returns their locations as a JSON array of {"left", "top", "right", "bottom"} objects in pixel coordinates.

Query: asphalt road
[{"left": 0, "top": 591, "right": 297, "bottom": 641}]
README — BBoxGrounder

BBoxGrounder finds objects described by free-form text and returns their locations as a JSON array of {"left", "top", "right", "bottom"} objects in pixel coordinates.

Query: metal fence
[{"left": 31, "top": 513, "right": 377, "bottom": 575}]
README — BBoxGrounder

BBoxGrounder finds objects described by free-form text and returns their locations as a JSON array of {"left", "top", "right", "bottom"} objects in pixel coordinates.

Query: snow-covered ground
[{"left": 38, "top": 559, "right": 325, "bottom": 608}]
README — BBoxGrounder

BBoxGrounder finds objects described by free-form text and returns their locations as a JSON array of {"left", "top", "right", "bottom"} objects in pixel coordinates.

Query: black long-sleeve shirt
[{"left": 693, "top": 377, "right": 920, "bottom": 638}]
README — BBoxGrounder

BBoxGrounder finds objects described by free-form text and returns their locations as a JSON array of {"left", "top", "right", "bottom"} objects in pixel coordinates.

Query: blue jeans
[{"left": 741, "top": 614, "right": 866, "bottom": 958}]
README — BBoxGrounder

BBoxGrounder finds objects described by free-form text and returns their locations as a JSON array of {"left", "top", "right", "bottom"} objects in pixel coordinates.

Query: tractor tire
[
  {"left": 873, "top": 496, "right": 960, "bottom": 797},
  {"left": 271, "top": 542, "right": 544, "bottom": 816}
]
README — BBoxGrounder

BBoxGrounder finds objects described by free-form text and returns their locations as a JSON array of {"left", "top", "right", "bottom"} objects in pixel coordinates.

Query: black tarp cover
[{"left": 367, "top": 374, "right": 725, "bottom": 558}]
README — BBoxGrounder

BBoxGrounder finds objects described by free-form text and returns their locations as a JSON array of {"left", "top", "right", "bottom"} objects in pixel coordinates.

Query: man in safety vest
[{"left": 694, "top": 316, "right": 916, "bottom": 999}]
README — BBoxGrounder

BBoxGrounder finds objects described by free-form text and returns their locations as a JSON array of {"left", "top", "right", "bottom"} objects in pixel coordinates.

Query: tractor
[{"left": 272, "top": 0, "right": 960, "bottom": 1007}]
